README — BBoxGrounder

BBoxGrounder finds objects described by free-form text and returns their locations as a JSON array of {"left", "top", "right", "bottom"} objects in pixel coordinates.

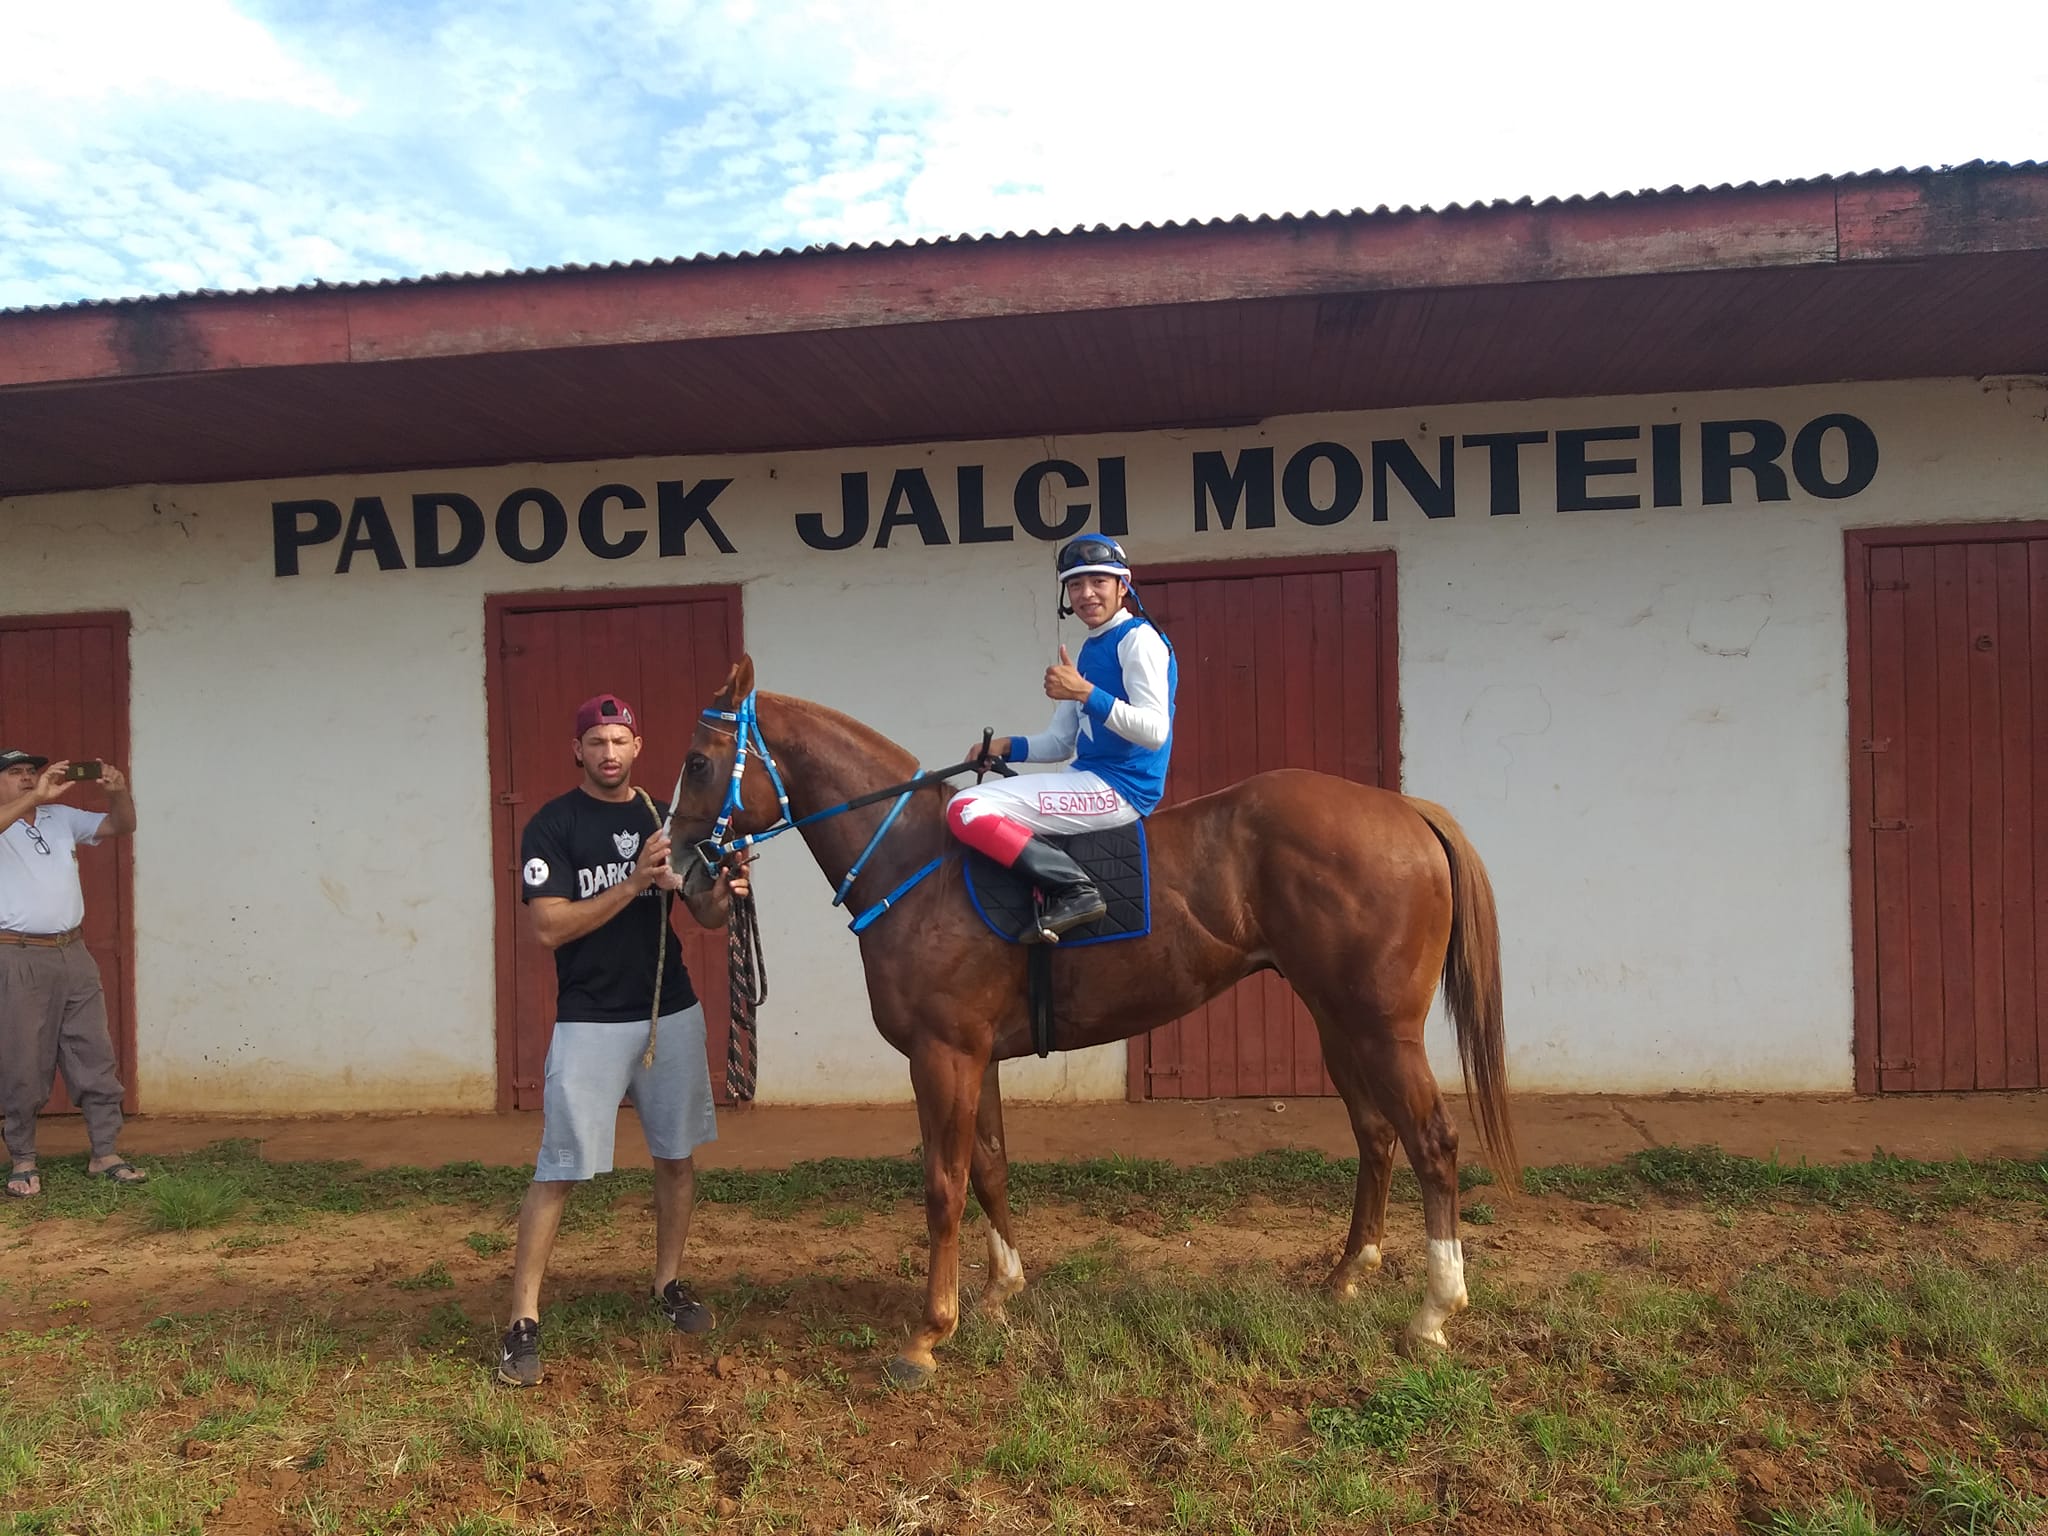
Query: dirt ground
[
  {"left": 14, "top": 1177, "right": 2046, "bottom": 1346},
  {"left": 8, "top": 1174, "right": 2048, "bottom": 1534},
  {"left": 26, "top": 1088, "right": 2048, "bottom": 1174},
  {"left": 10, "top": 1093, "right": 2048, "bottom": 1533}
]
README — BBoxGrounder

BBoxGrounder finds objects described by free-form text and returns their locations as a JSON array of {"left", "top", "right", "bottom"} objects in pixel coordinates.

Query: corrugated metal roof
[{"left": 7, "top": 159, "right": 2040, "bottom": 318}]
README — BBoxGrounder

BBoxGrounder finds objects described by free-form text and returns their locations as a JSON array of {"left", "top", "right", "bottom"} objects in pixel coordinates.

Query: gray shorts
[{"left": 535, "top": 1005, "right": 718, "bottom": 1181}]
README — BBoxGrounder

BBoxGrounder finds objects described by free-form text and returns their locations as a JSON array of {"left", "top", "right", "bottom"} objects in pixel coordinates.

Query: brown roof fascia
[{"left": 3, "top": 165, "right": 2045, "bottom": 393}]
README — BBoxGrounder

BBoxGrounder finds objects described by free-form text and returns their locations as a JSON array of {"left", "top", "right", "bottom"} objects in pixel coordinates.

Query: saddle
[{"left": 963, "top": 822, "right": 1151, "bottom": 1057}]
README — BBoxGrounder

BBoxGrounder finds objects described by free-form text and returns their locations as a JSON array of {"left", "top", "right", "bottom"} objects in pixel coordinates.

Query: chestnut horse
[{"left": 674, "top": 656, "right": 1517, "bottom": 1385}]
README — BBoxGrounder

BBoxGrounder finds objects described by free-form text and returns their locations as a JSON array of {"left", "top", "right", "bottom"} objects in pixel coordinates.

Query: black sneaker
[
  {"left": 497, "top": 1317, "right": 541, "bottom": 1387},
  {"left": 654, "top": 1279, "right": 714, "bottom": 1335}
]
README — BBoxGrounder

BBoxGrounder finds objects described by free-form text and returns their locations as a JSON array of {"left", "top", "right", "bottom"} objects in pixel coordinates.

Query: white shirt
[
  {"left": 1019, "top": 611, "right": 1175, "bottom": 762},
  {"left": 0, "top": 805, "right": 106, "bottom": 934}
]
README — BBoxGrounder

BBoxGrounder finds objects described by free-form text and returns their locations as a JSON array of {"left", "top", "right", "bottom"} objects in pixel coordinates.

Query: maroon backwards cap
[{"left": 574, "top": 694, "right": 637, "bottom": 738}]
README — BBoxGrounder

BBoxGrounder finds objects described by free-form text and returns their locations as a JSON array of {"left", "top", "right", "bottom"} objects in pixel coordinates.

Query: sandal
[
  {"left": 92, "top": 1161, "right": 148, "bottom": 1186},
  {"left": 4, "top": 1166, "right": 38, "bottom": 1199}
]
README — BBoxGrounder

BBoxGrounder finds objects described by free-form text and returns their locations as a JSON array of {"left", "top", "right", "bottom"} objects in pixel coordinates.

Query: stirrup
[{"left": 1032, "top": 887, "right": 1106, "bottom": 943}]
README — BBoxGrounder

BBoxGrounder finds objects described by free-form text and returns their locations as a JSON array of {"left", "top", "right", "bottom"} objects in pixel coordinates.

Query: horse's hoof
[
  {"left": 1324, "top": 1248, "right": 1384, "bottom": 1300},
  {"left": 883, "top": 1355, "right": 935, "bottom": 1390},
  {"left": 981, "top": 1280, "right": 1026, "bottom": 1314},
  {"left": 1324, "top": 1264, "right": 1372, "bottom": 1298},
  {"left": 1398, "top": 1322, "right": 1450, "bottom": 1359}
]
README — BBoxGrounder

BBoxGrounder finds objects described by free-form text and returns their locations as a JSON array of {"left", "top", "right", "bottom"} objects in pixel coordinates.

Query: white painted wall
[{"left": 3, "top": 376, "right": 2044, "bottom": 1108}]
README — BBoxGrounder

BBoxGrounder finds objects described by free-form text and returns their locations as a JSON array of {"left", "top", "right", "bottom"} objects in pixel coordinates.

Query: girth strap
[{"left": 1029, "top": 941, "right": 1054, "bottom": 1058}]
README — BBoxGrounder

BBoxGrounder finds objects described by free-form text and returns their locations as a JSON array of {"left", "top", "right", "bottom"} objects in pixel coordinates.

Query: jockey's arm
[
  {"left": 1087, "top": 625, "right": 1172, "bottom": 750},
  {"left": 1011, "top": 700, "right": 1081, "bottom": 764}
]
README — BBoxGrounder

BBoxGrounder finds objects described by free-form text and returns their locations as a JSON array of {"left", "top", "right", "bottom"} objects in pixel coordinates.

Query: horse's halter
[
  {"left": 682, "top": 687, "right": 951, "bottom": 933},
  {"left": 691, "top": 689, "right": 793, "bottom": 872}
]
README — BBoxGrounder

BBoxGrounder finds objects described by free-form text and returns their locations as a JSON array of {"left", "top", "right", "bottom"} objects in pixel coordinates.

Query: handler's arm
[
  {"left": 681, "top": 849, "right": 751, "bottom": 929},
  {"left": 527, "top": 832, "right": 676, "bottom": 950}
]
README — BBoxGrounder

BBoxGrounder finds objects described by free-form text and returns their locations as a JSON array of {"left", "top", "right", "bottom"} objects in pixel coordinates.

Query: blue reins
[{"left": 681, "top": 691, "right": 1005, "bottom": 932}]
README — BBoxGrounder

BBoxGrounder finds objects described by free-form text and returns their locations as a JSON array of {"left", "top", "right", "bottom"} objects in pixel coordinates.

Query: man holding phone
[{"left": 0, "top": 748, "right": 143, "bottom": 1199}]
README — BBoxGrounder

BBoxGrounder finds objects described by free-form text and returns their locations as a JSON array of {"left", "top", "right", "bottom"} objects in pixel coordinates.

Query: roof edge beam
[{"left": 3, "top": 168, "right": 2046, "bottom": 393}]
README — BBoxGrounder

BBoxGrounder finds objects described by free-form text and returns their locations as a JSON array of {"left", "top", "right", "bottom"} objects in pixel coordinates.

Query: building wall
[{"left": 3, "top": 375, "right": 2044, "bottom": 1110}]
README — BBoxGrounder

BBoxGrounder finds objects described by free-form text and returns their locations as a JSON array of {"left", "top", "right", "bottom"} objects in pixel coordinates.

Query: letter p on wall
[{"left": 272, "top": 499, "right": 341, "bottom": 576}]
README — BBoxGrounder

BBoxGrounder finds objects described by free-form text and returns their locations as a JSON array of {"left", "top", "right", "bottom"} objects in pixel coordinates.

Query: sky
[{"left": 2, "top": 0, "right": 2044, "bottom": 310}]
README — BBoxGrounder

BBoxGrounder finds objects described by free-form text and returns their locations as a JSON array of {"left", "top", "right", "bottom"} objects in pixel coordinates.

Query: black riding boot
[{"left": 1010, "top": 835, "right": 1107, "bottom": 941}]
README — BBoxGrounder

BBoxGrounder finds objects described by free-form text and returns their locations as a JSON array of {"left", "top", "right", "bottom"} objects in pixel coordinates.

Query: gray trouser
[{"left": 0, "top": 943, "right": 126, "bottom": 1162}]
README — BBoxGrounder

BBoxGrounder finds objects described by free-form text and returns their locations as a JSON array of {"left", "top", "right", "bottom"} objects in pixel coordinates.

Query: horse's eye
[{"left": 685, "top": 752, "right": 711, "bottom": 780}]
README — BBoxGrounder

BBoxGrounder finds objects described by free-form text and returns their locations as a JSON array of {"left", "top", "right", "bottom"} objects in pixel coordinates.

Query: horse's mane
[{"left": 761, "top": 691, "right": 925, "bottom": 786}]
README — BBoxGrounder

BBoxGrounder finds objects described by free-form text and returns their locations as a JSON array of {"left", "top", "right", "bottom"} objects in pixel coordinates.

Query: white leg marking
[
  {"left": 1360, "top": 1243, "right": 1382, "bottom": 1270},
  {"left": 985, "top": 1228, "right": 1025, "bottom": 1303},
  {"left": 1408, "top": 1238, "right": 1468, "bottom": 1349}
]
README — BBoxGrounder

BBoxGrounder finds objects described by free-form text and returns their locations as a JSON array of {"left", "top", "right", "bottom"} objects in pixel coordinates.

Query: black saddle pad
[{"left": 964, "top": 822, "right": 1150, "bottom": 946}]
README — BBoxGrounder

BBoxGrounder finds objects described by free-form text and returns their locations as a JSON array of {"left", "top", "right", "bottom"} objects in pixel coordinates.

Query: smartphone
[{"left": 64, "top": 760, "right": 103, "bottom": 781}]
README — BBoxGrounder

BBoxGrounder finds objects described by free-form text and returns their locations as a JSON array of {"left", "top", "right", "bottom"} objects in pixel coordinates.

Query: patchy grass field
[{"left": 3, "top": 1141, "right": 2047, "bottom": 1534}]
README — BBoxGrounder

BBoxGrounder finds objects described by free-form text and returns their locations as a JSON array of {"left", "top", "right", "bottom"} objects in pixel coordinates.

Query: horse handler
[{"left": 499, "top": 693, "right": 749, "bottom": 1388}]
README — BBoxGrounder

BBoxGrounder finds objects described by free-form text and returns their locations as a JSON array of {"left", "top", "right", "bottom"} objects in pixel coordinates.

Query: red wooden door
[
  {"left": 0, "top": 613, "right": 136, "bottom": 1114},
  {"left": 487, "top": 588, "right": 743, "bottom": 1110},
  {"left": 1849, "top": 526, "right": 2048, "bottom": 1093},
  {"left": 1127, "top": 555, "right": 1399, "bottom": 1099}
]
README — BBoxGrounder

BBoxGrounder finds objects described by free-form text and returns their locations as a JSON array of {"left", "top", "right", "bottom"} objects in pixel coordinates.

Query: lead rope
[
  {"left": 725, "top": 886, "right": 765, "bottom": 1101},
  {"left": 641, "top": 893, "right": 674, "bottom": 1070},
  {"left": 633, "top": 786, "right": 764, "bottom": 1098},
  {"left": 635, "top": 788, "right": 672, "bottom": 1071}
]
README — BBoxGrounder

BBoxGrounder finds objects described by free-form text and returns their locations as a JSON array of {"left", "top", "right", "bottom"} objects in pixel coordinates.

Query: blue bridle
[
  {"left": 695, "top": 690, "right": 792, "bottom": 857},
  {"left": 683, "top": 690, "right": 942, "bottom": 933}
]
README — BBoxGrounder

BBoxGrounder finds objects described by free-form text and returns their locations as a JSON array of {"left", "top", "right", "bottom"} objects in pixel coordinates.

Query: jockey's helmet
[{"left": 1055, "top": 533, "right": 1131, "bottom": 587}]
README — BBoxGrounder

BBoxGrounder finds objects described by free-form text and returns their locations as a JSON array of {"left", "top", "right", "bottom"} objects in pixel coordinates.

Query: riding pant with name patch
[{"left": 948, "top": 769, "right": 1137, "bottom": 863}]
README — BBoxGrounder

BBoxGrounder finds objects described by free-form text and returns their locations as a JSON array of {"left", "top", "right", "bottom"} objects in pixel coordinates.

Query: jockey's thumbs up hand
[{"left": 1045, "top": 646, "right": 1090, "bottom": 703}]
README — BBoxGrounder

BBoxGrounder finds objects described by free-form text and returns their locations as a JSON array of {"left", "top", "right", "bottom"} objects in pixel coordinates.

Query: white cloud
[
  {"left": 7, "top": 0, "right": 356, "bottom": 113},
  {"left": 0, "top": 0, "right": 2043, "bottom": 308}
]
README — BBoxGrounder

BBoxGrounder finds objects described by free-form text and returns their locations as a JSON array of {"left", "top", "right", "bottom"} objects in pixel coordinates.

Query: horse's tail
[{"left": 1406, "top": 798, "right": 1521, "bottom": 1192}]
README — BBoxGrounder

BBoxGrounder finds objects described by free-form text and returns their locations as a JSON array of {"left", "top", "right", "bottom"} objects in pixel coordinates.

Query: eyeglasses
[{"left": 23, "top": 823, "right": 51, "bottom": 856}]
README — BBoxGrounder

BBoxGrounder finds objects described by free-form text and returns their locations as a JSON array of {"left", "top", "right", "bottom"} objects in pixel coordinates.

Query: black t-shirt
[{"left": 518, "top": 788, "right": 696, "bottom": 1022}]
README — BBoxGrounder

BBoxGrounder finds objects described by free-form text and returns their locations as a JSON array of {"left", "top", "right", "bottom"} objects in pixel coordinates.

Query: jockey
[{"left": 949, "top": 533, "right": 1178, "bottom": 940}]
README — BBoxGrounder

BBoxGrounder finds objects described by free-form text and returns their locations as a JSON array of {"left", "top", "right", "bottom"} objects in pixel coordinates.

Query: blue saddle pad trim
[{"left": 964, "top": 821, "right": 1150, "bottom": 947}]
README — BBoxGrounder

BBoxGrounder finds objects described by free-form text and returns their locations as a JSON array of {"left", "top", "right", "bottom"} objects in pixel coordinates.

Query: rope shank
[{"left": 725, "top": 891, "right": 765, "bottom": 1101}]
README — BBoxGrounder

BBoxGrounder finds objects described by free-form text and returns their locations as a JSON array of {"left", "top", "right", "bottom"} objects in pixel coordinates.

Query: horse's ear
[{"left": 714, "top": 654, "right": 756, "bottom": 706}]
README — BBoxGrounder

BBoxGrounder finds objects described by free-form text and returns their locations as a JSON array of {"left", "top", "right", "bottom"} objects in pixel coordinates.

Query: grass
[
  {"left": 5, "top": 1139, "right": 2045, "bottom": 1231},
  {"left": 1523, "top": 1143, "right": 2048, "bottom": 1213},
  {"left": 140, "top": 1170, "right": 246, "bottom": 1231},
  {"left": 1766, "top": 1496, "right": 1904, "bottom": 1536},
  {"left": 3, "top": 1142, "right": 2048, "bottom": 1533},
  {"left": 453, "top": 1383, "right": 562, "bottom": 1468},
  {"left": 1917, "top": 1449, "right": 2048, "bottom": 1533},
  {"left": 185, "top": 1401, "right": 285, "bottom": 1443},
  {"left": 395, "top": 1260, "right": 455, "bottom": 1291},
  {"left": 1308, "top": 1356, "right": 1491, "bottom": 1454}
]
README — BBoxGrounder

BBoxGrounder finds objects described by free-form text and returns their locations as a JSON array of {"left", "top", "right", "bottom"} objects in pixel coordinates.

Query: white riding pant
[{"left": 951, "top": 769, "right": 1139, "bottom": 837}]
